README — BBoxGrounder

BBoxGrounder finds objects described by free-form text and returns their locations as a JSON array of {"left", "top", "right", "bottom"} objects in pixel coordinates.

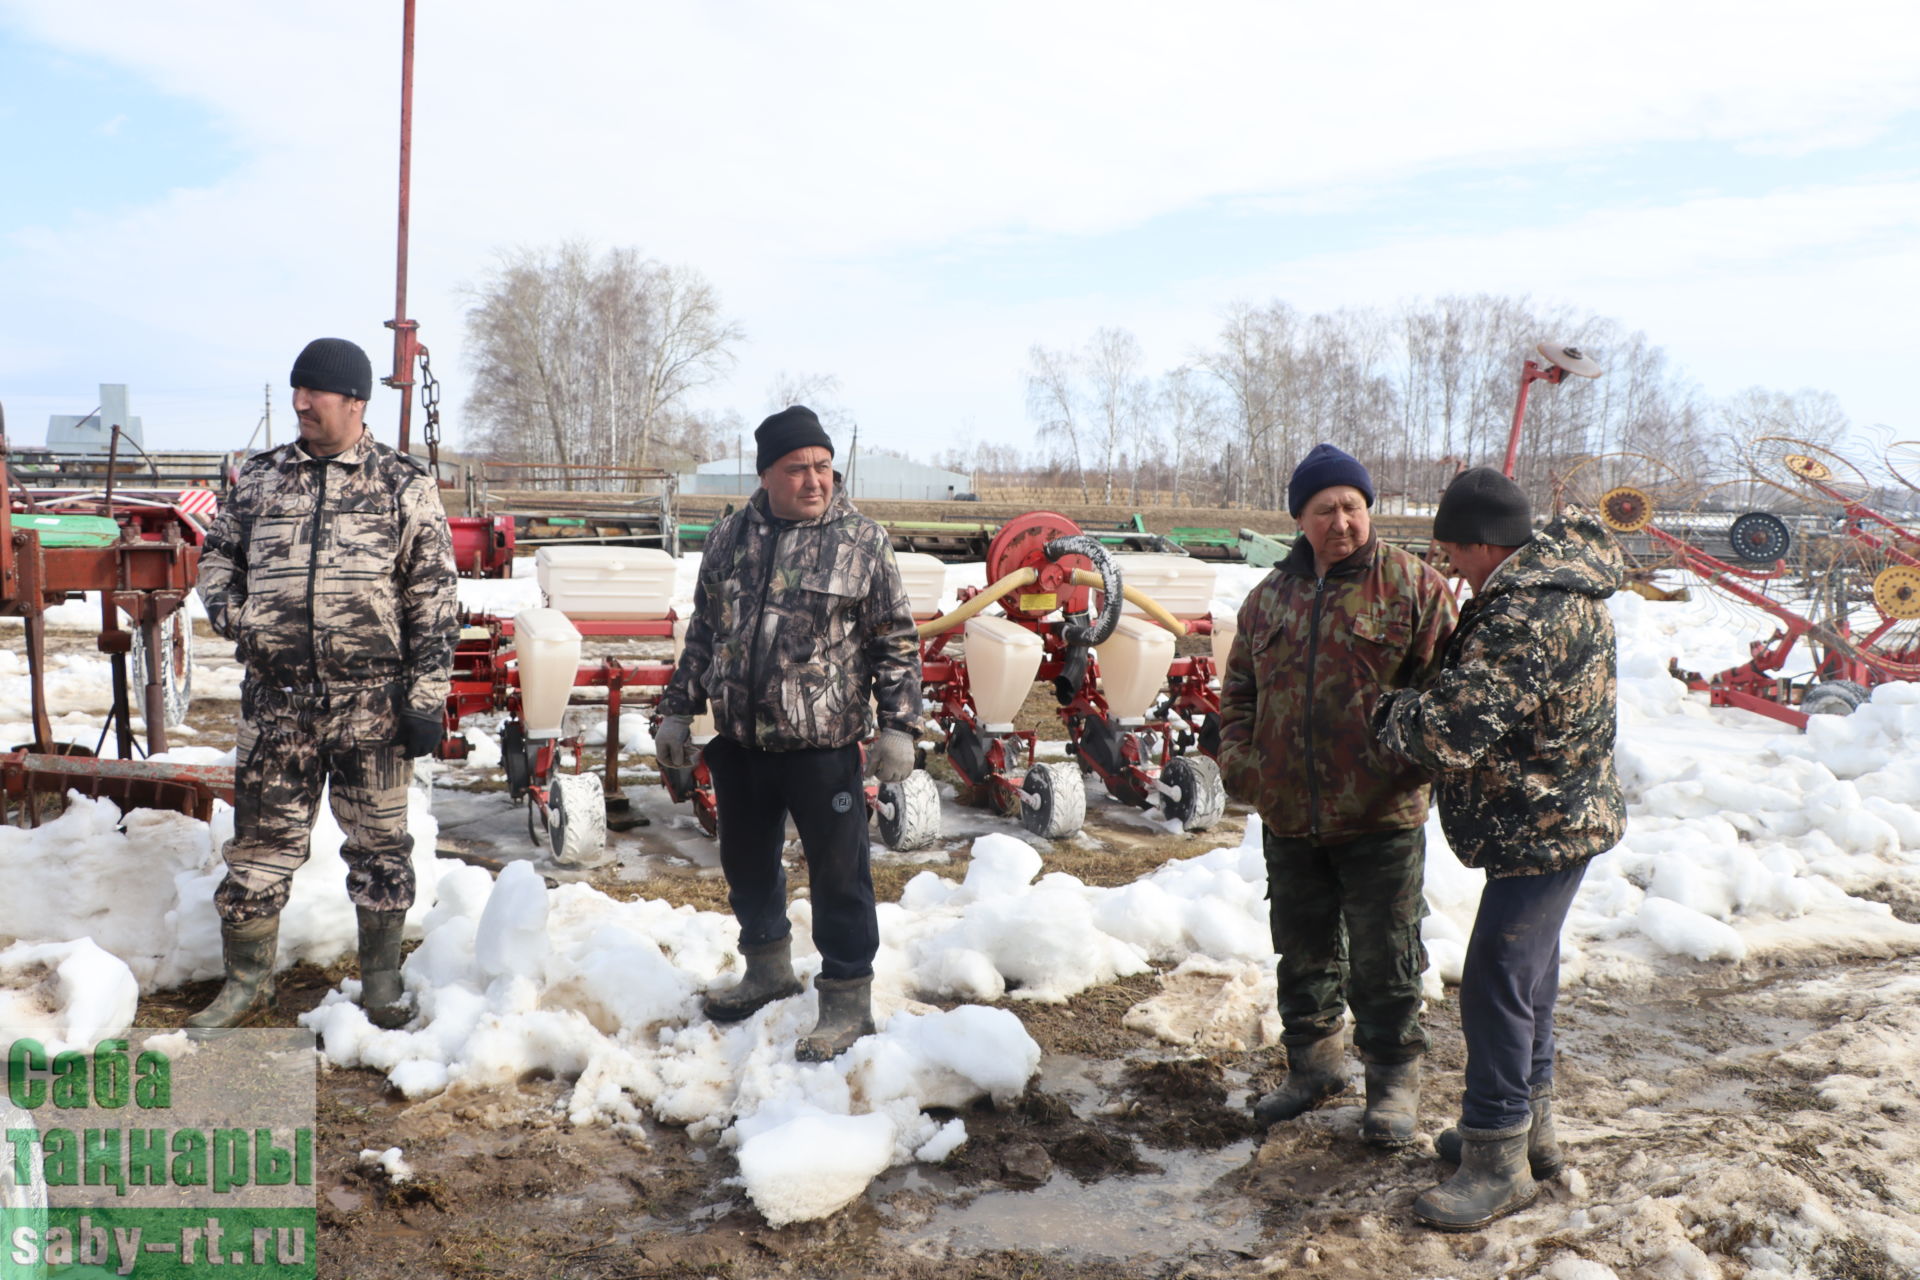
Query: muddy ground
[{"left": 74, "top": 620, "right": 1920, "bottom": 1280}]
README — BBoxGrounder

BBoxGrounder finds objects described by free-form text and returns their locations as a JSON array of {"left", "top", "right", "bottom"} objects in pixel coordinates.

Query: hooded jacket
[
  {"left": 1375, "top": 509, "right": 1626, "bottom": 876},
  {"left": 1218, "top": 533, "right": 1457, "bottom": 841},
  {"left": 661, "top": 483, "right": 921, "bottom": 751}
]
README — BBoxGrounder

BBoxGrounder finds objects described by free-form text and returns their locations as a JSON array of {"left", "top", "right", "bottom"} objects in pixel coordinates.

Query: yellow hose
[
  {"left": 915, "top": 566, "right": 1040, "bottom": 638},
  {"left": 1069, "top": 569, "right": 1189, "bottom": 636}
]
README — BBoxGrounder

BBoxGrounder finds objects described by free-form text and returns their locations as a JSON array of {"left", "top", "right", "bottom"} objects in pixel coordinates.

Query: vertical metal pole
[
  {"left": 1502, "top": 361, "right": 1540, "bottom": 479},
  {"left": 388, "top": 0, "right": 419, "bottom": 455}
]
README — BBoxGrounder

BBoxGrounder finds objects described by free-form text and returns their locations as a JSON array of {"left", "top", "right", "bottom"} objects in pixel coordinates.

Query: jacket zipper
[
  {"left": 1303, "top": 575, "right": 1326, "bottom": 837},
  {"left": 305, "top": 460, "right": 330, "bottom": 687},
  {"left": 744, "top": 519, "right": 784, "bottom": 749}
]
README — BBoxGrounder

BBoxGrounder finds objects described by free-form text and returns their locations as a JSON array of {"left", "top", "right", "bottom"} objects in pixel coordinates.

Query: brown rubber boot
[
  {"left": 1360, "top": 1058, "right": 1422, "bottom": 1147},
  {"left": 794, "top": 975, "right": 876, "bottom": 1062},
  {"left": 356, "top": 907, "right": 412, "bottom": 1030},
  {"left": 186, "top": 915, "right": 280, "bottom": 1032},
  {"left": 1414, "top": 1120, "right": 1538, "bottom": 1231},
  {"left": 702, "top": 937, "right": 804, "bottom": 1023},
  {"left": 1252, "top": 1032, "right": 1348, "bottom": 1127}
]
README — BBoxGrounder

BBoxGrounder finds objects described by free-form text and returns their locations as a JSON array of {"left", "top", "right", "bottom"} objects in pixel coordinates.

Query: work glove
[
  {"left": 868, "top": 729, "right": 917, "bottom": 784},
  {"left": 396, "top": 709, "right": 445, "bottom": 759},
  {"left": 654, "top": 714, "right": 696, "bottom": 770}
]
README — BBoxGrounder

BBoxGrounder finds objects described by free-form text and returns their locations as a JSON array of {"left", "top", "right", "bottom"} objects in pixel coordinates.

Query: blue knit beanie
[{"left": 1287, "top": 443, "right": 1374, "bottom": 518}]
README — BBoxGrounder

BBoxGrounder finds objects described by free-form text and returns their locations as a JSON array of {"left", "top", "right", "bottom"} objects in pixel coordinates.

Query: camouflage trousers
[
  {"left": 214, "top": 681, "right": 415, "bottom": 923},
  {"left": 1264, "top": 825, "right": 1429, "bottom": 1063}
]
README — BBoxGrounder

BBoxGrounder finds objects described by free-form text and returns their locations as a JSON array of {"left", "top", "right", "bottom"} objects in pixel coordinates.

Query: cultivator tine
[{"left": 0, "top": 751, "right": 234, "bottom": 825}]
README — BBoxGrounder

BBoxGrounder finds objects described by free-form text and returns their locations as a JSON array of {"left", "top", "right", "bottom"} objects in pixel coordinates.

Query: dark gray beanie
[
  {"left": 755, "top": 405, "right": 833, "bottom": 473},
  {"left": 1433, "top": 466, "right": 1534, "bottom": 546},
  {"left": 1288, "top": 443, "right": 1374, "bottom": 517},
  {"left": 290, "top": 338, "right": 373, "bottom": 401}
]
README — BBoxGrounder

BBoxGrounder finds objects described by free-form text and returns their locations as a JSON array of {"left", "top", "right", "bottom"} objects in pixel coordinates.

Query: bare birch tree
[{"left": 463, "top": 242, "right": 743, "bottom": 476}]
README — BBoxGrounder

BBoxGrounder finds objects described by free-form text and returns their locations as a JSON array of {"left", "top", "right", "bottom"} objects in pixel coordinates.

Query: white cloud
[{"left": 1, "top": 0, "right": 1916, "bottom": 454}]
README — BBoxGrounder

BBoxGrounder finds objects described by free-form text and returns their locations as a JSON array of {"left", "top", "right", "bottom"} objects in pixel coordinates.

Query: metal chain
[{"left": 418, "top": 344, "right": 442, "bottom": 471}]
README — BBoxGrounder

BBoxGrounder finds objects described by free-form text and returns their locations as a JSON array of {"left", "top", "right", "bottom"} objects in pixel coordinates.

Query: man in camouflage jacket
[
  {"left": 656, "top": 405, "right": 922, "bottom": 1062},
  {"left": 189, "top": 338, "right": 458, "bottom": 1033},
  {"left": 1219, "top": 443, "right": 1457, "bottom": 1147},
  {"left": 1374, "top": 466, "right": 1625, "bottom": 1231}
]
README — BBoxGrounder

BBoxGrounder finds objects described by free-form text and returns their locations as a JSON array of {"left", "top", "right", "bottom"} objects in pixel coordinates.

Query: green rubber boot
[
  {"left": 1360, "top": 1058, "right": 1422, "bottom": 1147},
  {"left": 702, "top": 937, "right": 804, "bottom": 1023},
  {"left": 794, "top": 975, "right": 876, "bottom": 1062},
  {"left": 356, "top": 907, "right": 412, "bottom": 1030},
  {"left": 1253, "top": 1032, "right": 1349, "bottom": 1127},
  {"left": 186, "top": 915, "right": 280, "bottom": 1032}
]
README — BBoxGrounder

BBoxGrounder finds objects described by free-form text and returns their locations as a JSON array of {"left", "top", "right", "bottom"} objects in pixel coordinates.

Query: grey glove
[
  {"left": 868, "top": 729, "right": 917, "bottom": 784},
  {"left": 654, "top": 714, "right": 696, "bottom": 770}
]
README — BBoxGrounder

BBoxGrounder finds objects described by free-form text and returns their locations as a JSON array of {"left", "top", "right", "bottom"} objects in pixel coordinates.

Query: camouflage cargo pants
[
  {"left": 214, "top": 681, "right": 415, "bottom": 923},
  {"left": 1264, "top": 825, "right": 1429, "bottom": 1063}
]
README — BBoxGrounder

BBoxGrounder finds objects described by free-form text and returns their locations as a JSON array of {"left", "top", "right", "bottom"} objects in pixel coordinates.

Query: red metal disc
[{"left": 983, "top": 511, "right": 1090, "bottom": 623}]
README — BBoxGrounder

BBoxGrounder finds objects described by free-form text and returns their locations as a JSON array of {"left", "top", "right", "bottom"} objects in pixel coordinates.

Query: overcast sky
[{"left": 2, "top": 1, "right": 1916, "bottom": 466}]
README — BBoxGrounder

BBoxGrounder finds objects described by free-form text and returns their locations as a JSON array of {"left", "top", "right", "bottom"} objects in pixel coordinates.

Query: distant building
[
  {"left": 48, "top": 384, "right": 143, "bottom": 452},
  {"left": 681, "top": 453, "right": 973, "bottom": 502}
]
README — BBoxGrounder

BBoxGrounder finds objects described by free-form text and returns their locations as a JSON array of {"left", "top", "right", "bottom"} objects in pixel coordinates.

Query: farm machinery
[
  {"left": 1557, "top": 441, "right": 1920, "bottom": 728},
  {"left": 0, "top": 405, "right": 235, "bottom": 824},
  {"left": 440, "top": 509, "right": 1237, "bottom": 861},
  {"left": 912, "top": 512, "right": 1229, "bottom": 841}
]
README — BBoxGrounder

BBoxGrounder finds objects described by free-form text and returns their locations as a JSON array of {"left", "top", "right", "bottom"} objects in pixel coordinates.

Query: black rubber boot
[
  {"left": 795, "top": 975, "right": 876, "bottom": 1062},
  {"left": 1414, "top": 1120, "right": 1538, "bottom": 1231},
  {"left": 356, "top": 907, "right": 412, "bottom": 1030},
  {"left": 1435, "top": 1087, "right": 1564, "bottom": 1178},
  {"left": 1252, "top": 1033, "right": 1348, "bottom": 1127},
  {"left": 1360, "top": 1058, "right": 1422, "bottom": 1147},
  {"left": 186, "top": 915, "right": 280, "bottom": 1032},
  {"left": 702, "top": 937, "right": 804, "bottom": 1023}
]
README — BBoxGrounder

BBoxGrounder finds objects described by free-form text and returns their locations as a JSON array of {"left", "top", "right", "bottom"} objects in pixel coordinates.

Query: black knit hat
[
  {"left": 755, "top": 405, "right": 833, "bottom": 473},
  {"left": 290, "top": 338, "right": 373, "bottom": 401},
  {"left": 1287, "top": 443, "right": 1374, "bottom": 517},
  {"left": 1433, "top": 466, "right": 1534, "bottom": 546}
]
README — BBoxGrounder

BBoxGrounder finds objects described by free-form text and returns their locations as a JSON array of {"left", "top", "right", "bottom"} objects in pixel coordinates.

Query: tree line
[
  {"left": 457, "top": 243, "right": 1856, "bottom": 512},
  {"left": 995, "top": 295, "right": 1856, "bottom": 513}
]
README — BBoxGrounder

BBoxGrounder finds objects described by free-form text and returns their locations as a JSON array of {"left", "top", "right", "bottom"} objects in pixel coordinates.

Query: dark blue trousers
[
  {"left": 1458, "top": 862, "right": 1588, "bottom": 1131},
  {"left": 703, "top": 735, "right": 879, "bottom": 981}
]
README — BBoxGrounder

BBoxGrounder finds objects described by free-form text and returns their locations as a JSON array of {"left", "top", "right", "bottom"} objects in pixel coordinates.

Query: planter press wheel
[
  {"left": 1019, "top": 760, "right": 1086, "bottom": 840},
  {"left": 1159, "top": 753, "right": 1226, "bottom": 831},
  {"left": 1727, "top": 512, "right": 1791, "bottom": 564},
  {"left": 550, "top": 771, "right": 610, "bottom": 867},
  {"left": 123, "top": 607, "right": 194, "bottom": 729},
  {"left": 876, "top": 769, "right": 942, "bottom": 851}
]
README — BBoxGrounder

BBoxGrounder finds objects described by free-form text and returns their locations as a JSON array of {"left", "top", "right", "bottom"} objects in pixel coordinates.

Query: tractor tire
[
  {"left": 1802, "top": 680, "right": 1869, "bottom": 718},
  {"left": 549, "top": 772, "right": 610, "bottom": 867},
  {"left": 127, "top": 609, "right": 193, "bottom": 729},
  {"left": 876, "top": 769, "right": 942, "bottom": 851},
  {"left": 1019, "top": 761, "right": 1086, "bottom": 840},
  {"left": 1161, "top": 754, "right": 1226, "bottom": 831}
]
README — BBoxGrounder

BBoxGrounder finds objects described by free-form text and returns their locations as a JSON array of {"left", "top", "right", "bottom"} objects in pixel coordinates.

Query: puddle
[{"left": 882, "top": 1138, "right": 1261, "bottom": 1261}]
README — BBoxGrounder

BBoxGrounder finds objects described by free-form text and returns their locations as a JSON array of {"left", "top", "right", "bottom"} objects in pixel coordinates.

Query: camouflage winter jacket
[
  {"left": 1374, "top": 509, "right": 1626, "bottom": 877},
  {"left": 198, "top": 433, "right": 459, "bottom": 714},
  {"left": 1218, "top": 534, "right": 1457, "bottom": 841},
  {"left": 660, "top": 484, "right": 922, "bottom": 751}
]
